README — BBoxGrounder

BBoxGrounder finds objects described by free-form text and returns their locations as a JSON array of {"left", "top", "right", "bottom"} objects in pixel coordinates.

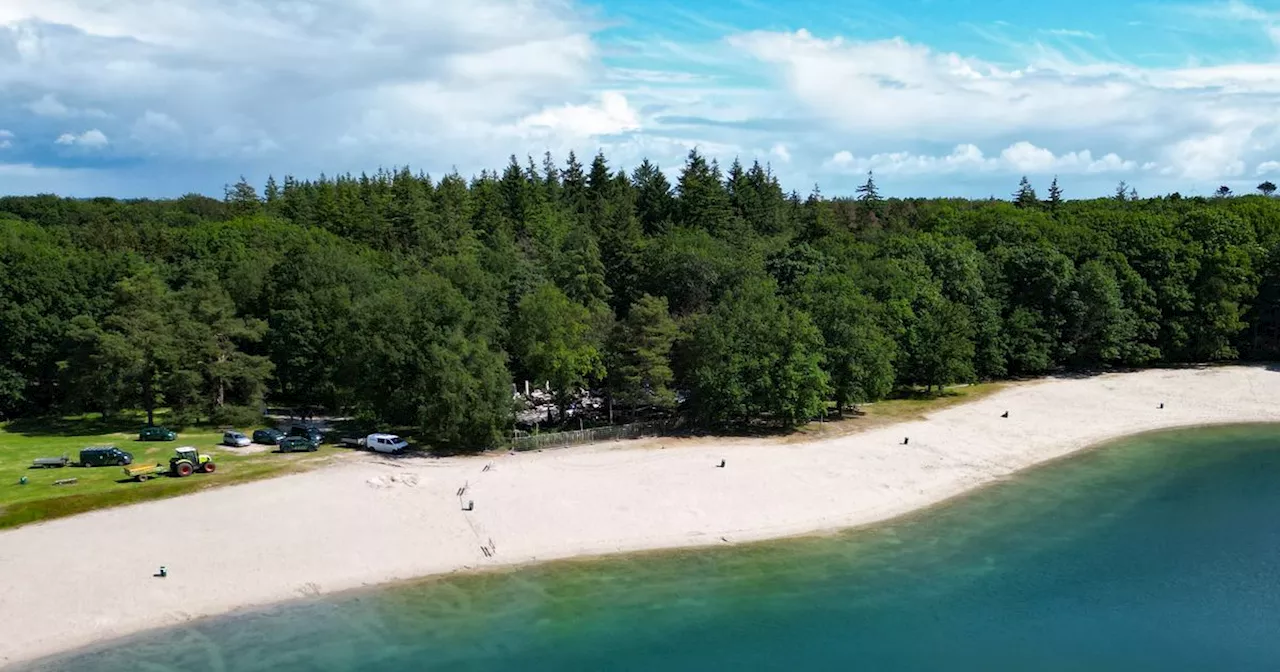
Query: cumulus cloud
[
  {"left": 719, "top": 25, "right": 1280, "bottom": 189},
  {"left": 55, "top": 129, "right": 109, "bottom": 148},
  {"left": 515, "top": 91, "right": 641, "bottom": 138},
  {"left": 825, "top": 142, "right": 1137, "bottom": 176},
  {"left": 2, "top": 0, "right": 1280, "bottom": 197},
  {"left": 0, "top": 130, "right": 12, "bottom": 149},
  {"left": 28, "top": 94, "right": 70, "bottom": 117},
  {"left": 1258, "top": 160, "right": 1280, "bottom": 175},
  {"left": 0, "top": 0, "right": 598, "bottom": 169}
]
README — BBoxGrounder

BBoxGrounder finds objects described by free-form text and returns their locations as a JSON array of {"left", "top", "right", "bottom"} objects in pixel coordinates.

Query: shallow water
[{"left": 24, "top": 424, "right": 1280, "bottom": 671}]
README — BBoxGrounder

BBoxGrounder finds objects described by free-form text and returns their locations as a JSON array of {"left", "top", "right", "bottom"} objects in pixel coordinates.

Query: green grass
[
  {"left": 0, "top": 414, "right": 338, "bottom": 530},
  {"left": 787, "top": 382, "right": 1010, "bottom": 442}
]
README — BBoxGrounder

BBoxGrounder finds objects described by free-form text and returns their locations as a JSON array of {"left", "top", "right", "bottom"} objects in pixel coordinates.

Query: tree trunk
[
  {"left": 216, "top": 352, "right": 228, "bottom": 407},
  {"left": 143, "top": 377, "right": 155, "bottom": 426}
]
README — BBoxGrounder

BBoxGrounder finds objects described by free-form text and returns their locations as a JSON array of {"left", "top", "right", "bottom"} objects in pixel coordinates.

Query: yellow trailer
[{"left": 122, "top": 447, "right": 216, "bottom": 482}]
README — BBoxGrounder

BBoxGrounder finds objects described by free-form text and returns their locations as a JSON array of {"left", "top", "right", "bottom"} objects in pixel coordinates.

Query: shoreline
[{"left": 5, "top": 366, "right": 1280, "bottom": 667}]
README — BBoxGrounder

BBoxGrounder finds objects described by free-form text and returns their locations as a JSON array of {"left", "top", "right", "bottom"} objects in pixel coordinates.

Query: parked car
[
  {"left": 340, "top": 433, "right": 409, "bottom": 454},
  {"left": 287, "top": 424, "right": 325, "bottom": 445},
  {"left": 277, "top": 436, "right": 318, "bottom": 453},
  {"left": 222, "top": 431, "right": 251, "bottom": 447},
  {"left": 138, "top": 426, "right": 177, "bottom": 441},
  {"left": 252, "top": 428, "right": 284, "bottom": 446},
  {"left": 79, "top": 446, "right": 134, "bottom": 467}
]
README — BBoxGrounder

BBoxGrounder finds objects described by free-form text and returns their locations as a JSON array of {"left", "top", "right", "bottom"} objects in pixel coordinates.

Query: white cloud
[
  {"left": 130, "top": 110, "right": 182, "bottom": 141},
  {"left": 1257, "top": 160, "right": 1280, "bottom": 175},
  {"left": 770, "top": 143, "right": 791, "bottom": 163},
  {"left": 727, "top": 30, "right": 1154, "bottom": 139},
  {"left": 28, "top": 94, "right": 70, "bottom": 117},
  {"left": 1, "top": 0, "right": 599, "bottom": 168},
  {"left": 1045, "top": 29, "right": 1098, "bottom": 39},
  {"left": 515, "top": 91, "right": 641, "bottom": 138},
  {"left": 2, "top": 0, "right": 1280, "bottom": 197},
  {"left": 0, "top": 129, "right": 12, "bottom": 149},
  {"left": 722, "top": 26, "right": 1280, "bottom": 190},
  {"left": 825, "top": 142, "right": 1137, "bottom": 176},
  {"left": 1160, "top": 131, "right": 1249, "bottom": 180},
  {"left": 55, "top": 129, "right": 109, "bottom": 148},
  {"left": 26, "top": 93, "right": 108, "bottom": 118}
]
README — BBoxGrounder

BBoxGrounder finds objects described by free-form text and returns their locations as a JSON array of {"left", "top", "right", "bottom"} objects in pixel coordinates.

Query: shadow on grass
[{"left": 4, "top": 414, "right": 144, "bottom": 438}]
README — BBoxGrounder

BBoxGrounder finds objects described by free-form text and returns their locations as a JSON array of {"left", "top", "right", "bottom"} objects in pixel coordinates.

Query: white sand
[{"left": 3, "top": 365, "right": 1280, "bottom": 666}]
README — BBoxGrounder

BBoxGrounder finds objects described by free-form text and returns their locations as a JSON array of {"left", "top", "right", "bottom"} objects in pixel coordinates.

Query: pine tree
[
  {"left": 541, "top": 151, "right": 561, "bottom": 203},
  {"left": 263, "top": 175, "right": 281, "bottom": 214},
  {"left": 562, "top": 151, "right": 588, "bottom": 217},
  {"left": 856, "top": 171, "right": 881, "bottom": 203},
  {"left": 632, "top": 159, "right": 674, "bottom": 236},
  {"left": 1047, "top": 176, "right": 1063, "bottom": 211},
  {"left": 587, "top": 150, "right": 612, "bottom": 202},
  {"left": 1115, "top": 181, "right": 1130, "bottom": 202},
  {"left": 676, "top": 148, "right": 733, "bottom": 235},
  {"left": 1013, "top": 176, "right": 1038, "bottom": 209},
  {"left": 225, "top": 176, "right": 262, "bottom": 218}
]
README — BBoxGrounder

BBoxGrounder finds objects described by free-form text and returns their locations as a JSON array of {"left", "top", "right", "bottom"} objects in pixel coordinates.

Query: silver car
[{"left": 222, "top": 431, "right": 251, "bottom": 447}]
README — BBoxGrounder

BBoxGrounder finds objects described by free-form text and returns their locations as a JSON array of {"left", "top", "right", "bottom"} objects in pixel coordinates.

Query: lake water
[{"left": 23, "top": 424, "right": 1280, "bottom": 671}]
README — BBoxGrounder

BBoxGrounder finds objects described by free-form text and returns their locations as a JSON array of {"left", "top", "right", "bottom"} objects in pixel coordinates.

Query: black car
[
  {"left": 252, "top": 428, "right": 284, "bottom": 445},
  {"left": 79, "top": 446, "right": 134, "bottom": 467},
  {"left": 288, "top": 424, "right": 324, "bottom": 445}
]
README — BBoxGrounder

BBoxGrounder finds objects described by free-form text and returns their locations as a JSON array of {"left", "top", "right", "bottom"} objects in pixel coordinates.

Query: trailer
[{"left": 31, "top": 455, "right": 71, "bottom": 468}]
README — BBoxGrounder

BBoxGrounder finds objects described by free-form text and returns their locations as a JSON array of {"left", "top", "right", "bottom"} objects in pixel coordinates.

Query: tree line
[{"left": 3, "top": 150, "right": 1280, "bottom": 450}]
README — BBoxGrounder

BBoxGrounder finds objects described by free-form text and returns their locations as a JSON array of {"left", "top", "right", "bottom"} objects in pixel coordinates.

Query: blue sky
[{"left": 4, "top": 0, "right": 1280, "bottom": 199}]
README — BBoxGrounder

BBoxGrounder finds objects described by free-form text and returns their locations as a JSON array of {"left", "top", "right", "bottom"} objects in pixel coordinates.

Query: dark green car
[
  {"left": 138, "top": 426, "right": 177, "bottom": 441},
  {"left": 277, "top": 436, "right": 318, "bottom": 453}
]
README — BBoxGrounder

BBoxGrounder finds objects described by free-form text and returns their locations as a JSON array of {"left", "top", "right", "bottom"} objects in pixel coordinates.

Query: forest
[{"left": 3, "top": 149, "right": 1279, "bottom": 451}]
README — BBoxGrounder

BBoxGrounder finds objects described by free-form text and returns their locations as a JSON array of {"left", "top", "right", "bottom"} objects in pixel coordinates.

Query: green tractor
[
  {"left": 170, "top": 446, "right": 215, "bottom": 477},
  {"left": 122, "top": 447, "right": 216, "bottom": 481}
]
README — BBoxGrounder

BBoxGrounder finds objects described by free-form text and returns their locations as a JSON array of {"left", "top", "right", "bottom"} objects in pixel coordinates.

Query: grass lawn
[
  {"left": 0, "top": 414, "right": 340, "bottom": 530},
  {"left": 787, "top": 381, "right": 1010, "bottom": 442}
]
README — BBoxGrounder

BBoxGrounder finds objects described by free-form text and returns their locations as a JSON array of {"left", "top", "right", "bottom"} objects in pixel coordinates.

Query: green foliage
[
  {"left": 351, "top": 273, "right": 511, "bottom": 450},
  {"left": 901, "top": 291, "right": 976, "bottom": 392},
  {"left": 1013, "top": 176, "right": 1039, "bottom": 209},
  {"left": 513, "top": 283, "right": 604, "bottom": 420},
  {"left": 4, "top": 152, "right": 1280, "bottom": 445},
  {"left": 683, "top": 278, "right": 830, "bottom": 427},
  {"left": 798, "top": 273, "right": 896, "bottom": 413},
  {"left": 608, "top": 294, "right": 679, "bottom": 413}
]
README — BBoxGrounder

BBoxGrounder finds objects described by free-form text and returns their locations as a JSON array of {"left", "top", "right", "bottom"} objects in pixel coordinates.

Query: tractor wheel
[
  {"left": 175, "top": 461, "right": 194, "bottom": 477},
  {"left": 202, "top": 461, "right": 217, "bottom": 474}
]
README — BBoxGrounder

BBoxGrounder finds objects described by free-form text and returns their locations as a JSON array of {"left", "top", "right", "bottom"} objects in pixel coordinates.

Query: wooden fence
[{"left": 509, "top": 419, "right": 676, "bottom": 452}]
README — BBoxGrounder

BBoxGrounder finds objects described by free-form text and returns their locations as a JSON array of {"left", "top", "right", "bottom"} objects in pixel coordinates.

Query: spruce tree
[
  {"left": 856, "top": 170, "right": 881, "bottom": 203},
  {"left": 1013, "top": 176, "right": 1038, "bottom": 209}
]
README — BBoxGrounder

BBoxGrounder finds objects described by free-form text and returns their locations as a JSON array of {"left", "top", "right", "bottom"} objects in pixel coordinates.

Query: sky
[{"left": 4, "top": 0, "right": 1280, "bottom": 199}]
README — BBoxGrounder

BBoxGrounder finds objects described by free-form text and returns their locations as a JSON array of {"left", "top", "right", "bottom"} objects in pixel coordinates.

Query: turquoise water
[{"left": 23, "top": 424, "right": 1280, "bottom": 671}]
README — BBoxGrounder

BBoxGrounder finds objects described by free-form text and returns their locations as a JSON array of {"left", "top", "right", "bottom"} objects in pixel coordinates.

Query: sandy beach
[{"left": 3, "top": 365, "right": 1280, "bottom": 667}]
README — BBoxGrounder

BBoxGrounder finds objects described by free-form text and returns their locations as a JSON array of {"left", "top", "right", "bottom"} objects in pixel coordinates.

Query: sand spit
[{"left": 3, "top": 366, "right": 1280, "bottom": 666}]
